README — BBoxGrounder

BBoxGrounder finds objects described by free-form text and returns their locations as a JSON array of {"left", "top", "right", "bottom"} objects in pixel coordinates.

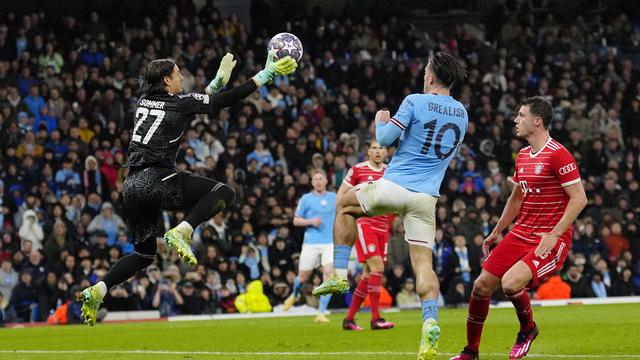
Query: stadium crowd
[{"left": 0, "top": 0, "right": 639, "bottom": 323}]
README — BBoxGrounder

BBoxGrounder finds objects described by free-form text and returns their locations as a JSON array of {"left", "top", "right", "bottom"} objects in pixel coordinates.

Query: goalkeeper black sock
[
  {"left": 102, "top": 252, "right": 155, "bottom": 289},
  {"left": 185, "top": 183, "right": 235, "bottom": 228}
]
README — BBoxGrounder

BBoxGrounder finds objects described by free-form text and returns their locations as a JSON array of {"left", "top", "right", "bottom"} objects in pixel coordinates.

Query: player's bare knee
[
  {"left": 501, "top": 276, "right": 525, "bottom": 295},
  {"left": 473, "top": 275, "right": 497, "bottom": 296},
  {"left": 367, "top": 257, "right": 384, "bottom": 273}
]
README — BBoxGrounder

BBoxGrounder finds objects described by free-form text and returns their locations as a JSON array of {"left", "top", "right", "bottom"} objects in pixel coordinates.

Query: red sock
[
  {"left": 506, "top": 289, "right": 534, "bottom": 332},
  {"left": 368, "top": 272, "right": 382, "bottom": 321},
  {"left": 346, "top": 276, "right": 369, "bottom": 320},
  {"left": 467, "top": 291, "right": 491, "bottom": 352}
]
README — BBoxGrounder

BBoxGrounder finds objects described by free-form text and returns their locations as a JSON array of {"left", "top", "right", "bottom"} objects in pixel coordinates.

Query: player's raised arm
[
  {"left": 204, "top": 53, "right": 237, "bottom": 95},
  {"left": 179, "top": 51, "right": 297, "bottom": 114},
  {"left": 375, "top": 98, "right": 410, "bottom": 146}
]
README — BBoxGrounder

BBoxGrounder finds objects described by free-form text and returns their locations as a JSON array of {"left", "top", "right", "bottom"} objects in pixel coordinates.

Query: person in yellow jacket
[{"left": 234, "top": 280, "right": 272, "bottom": 313}]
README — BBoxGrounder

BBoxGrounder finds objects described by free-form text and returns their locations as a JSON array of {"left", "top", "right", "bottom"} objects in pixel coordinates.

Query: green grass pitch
[{"left": 1, "top": 303, "right": 639, "bottom": 359}]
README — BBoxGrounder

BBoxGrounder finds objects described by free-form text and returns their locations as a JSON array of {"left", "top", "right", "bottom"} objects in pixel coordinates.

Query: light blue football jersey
[
  {"left": 295, "top": 191, "right": 336, "bottom": 245},
  {"left": 384, "top": 93, "right": 468, "bottom": 196}
]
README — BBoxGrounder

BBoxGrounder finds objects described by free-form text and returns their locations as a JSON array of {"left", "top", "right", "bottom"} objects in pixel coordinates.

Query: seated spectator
[
  {"left": 10, "top": 270, "right": 38, "bottom": 322},
  {"left": 591, "top": 272, "right": 608, "bottom": 298},
  {"left": 611, "top": 268, "right": 638, "bottom": 296},
  {"left": 55, "top": 157, "right": 81, "bottom": 197},
  {"left": 396, "top": 278, "right": 421, "bottom": 309},
  {"left": 18, "top": 210, "right": 44, "bottom": 252},
  {"left": 604, "top": 222, "right": 629, "bottom": 263},
  {"left": 178, "top": 281, "right": 204, "bottom": 315},
  {"left": 0, "top": 259, "right": 18, "bottom": 303},
  {"left": 446, "top": 278, "right": 470, "bottom": 306},
  {"left": 152, "top": 279, "right": 183, "bottom": 317},
  {"left": 564, "top": 265, "right": 593, "bottom": 298},
  {"left": 87, "top": 202, "right": 126, "bottom": 245}
]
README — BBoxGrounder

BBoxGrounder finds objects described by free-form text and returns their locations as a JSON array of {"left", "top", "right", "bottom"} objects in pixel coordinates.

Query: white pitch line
[{"left": 1, "top": 350, "right": 640, "bottom": 358}]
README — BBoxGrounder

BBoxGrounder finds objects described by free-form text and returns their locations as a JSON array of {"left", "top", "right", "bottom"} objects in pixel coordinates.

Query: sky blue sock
[
  {"left": 422, "top": 298, "right": 438, "bottom": 322},
  {"left": 319, "top": 294, "right": 332, "bottom": 314},
  {"left": 292, "top": 276, "right": 301, "bottom": 297},
  {"left": 334, "top": 245, "right": 351, "bottom": 270}
]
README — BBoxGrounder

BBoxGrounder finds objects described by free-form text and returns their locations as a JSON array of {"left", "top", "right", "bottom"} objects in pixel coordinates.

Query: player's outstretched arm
[
  {"left": 183, "top": 51, "right": 297, "bottom": 114},
  {"left": 205, "top": 52, "right": 237, "bottom": 94},
  {"left": 252, "top": 50, "right": 297, "bottom": 87}
]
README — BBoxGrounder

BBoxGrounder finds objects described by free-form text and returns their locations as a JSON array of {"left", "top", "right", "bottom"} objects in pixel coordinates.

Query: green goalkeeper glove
[
  {"left": 252, "top": 51, "right": 298, "bottom": 87},
  {"left": 206, "top": 52, "right": 237, "bottom": 94}
]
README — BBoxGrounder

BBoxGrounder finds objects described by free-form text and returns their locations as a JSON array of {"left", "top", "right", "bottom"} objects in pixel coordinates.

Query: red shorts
[
  {"left": 354, "top": 223, "right": 389, "bottom": 264},
  {"left": 483, "top": 232, "right": 570, "bottom": 287}
]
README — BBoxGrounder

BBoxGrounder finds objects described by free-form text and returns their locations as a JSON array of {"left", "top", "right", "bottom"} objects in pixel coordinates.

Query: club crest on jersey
[
  {"left": 534, "top": 163, "right": 544, "bottom": 174},
  {"left": 320, "top": 200, "right": 328, "bottom": 206},
  {"left": 519, "top": 167, "right": 524, "bottom": 174},
  {"left": 367, "top": 175, "right": 374, "bottom": 181},
  {"left": 368, "top": 244, "right": 376, "bottom": 252}
]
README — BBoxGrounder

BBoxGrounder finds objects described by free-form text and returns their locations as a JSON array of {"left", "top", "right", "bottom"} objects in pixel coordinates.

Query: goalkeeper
[{"left": 79, "top": 52, "right": 297, "bottom": 326}]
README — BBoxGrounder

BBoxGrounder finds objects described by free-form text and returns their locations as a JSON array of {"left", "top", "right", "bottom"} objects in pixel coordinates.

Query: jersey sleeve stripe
[
  {"left": 389, "top": 118, "right": 406, "bottom": 130},
  {"left": 342, "top": 180, "right": 354, "bottom": 187},
  {"left": 561, "top": 178, "right": 581, "bottom": 187}
]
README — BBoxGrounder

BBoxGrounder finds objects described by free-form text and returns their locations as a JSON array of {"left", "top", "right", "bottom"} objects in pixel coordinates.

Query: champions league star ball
[{"left": 267, "top": 32, "right": 303, "bottom": 62}]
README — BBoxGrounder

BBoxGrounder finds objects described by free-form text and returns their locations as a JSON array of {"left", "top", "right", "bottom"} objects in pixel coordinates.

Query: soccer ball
[{"left": 267, "top": 32, "right": 303, "bottom": 62}]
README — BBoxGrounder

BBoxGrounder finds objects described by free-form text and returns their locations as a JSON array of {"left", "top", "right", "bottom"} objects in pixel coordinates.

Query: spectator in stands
[
  {"left": 152, "top": 279, "right": 183, "bottom": 317},
  {"left": 396, "top": 278, "right": 420, "bottom": 309},
  {"left": 0, "top": 259, "right": 17, "bottom": 302},
  {"left": 10, "top": 270, "right": 38, "bottom": 322},
  {"left": 18, "top": 209, "right": 44, "bottom": 252},
  {"left": 565, "top": 264, "right": 593, "bottom": 298},
  {"left": 591, "top": 272, "right": 608, "bottom": 298},
  {"left": 87, "top": 202, "right": 125, "bottom": 246},
  {"left": 611, "top": 268, "right": 638, "bottom": 297}
]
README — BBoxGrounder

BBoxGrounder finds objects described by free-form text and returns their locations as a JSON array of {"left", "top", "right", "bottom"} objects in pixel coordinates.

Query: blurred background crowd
[{"left": 0, "top": 0, "right": 639, "bottom": 323}]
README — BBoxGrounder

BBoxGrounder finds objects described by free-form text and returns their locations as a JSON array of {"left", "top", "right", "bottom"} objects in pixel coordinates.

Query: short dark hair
[
  {"left": 428, "top": 52, "right": 467, "bottom": 88},
  {"left": 521, "top": 96, "right": 553, "bottom": 128},
  {"left": 138, "top": 59, "right": 176, "bottom": 96}
]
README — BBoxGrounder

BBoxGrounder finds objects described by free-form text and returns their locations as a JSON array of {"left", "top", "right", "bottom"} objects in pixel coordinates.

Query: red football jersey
[
  {"left": 343, "top": 161, "right": 392, "bottom": 232},
  {"left": 509, "top": 138, "right": 581, "bottom": 244}
]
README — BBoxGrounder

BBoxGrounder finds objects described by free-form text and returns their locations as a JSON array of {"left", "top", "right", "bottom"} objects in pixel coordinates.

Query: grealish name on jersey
[{"left": 427, "top": 101, "right": 466, "bottom": 118}]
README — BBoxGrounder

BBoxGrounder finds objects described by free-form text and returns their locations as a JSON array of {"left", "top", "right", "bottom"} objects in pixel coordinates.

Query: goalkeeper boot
[
  {"left": 282, "top": 294, "right": 299, "bottom": 312},
  {"left": 312, "top": 275, "right": 349, "bottom": 296},
  {"left": 417, "top": 318, "right": 440, "bottom": 360},
  {"left": 163, "top": 227, "right": 197, "bottom": 265},
  {"left": 79, "top": 284, "right": 104, "bottom": 327},
  {"left": 509, "top": 322, "right": 538, "bottom": 359}
]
